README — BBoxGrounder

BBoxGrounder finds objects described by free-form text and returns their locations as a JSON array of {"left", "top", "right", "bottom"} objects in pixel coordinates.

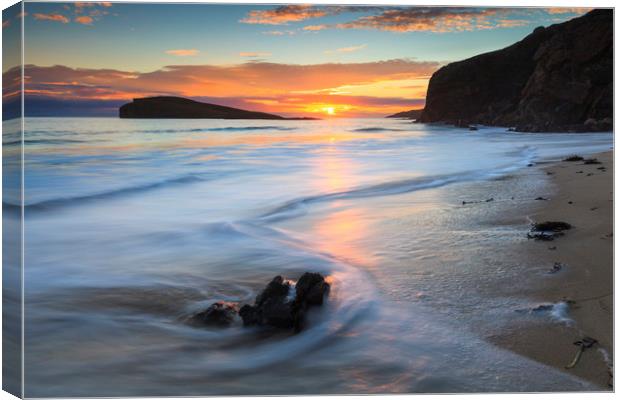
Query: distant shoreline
[{"left": 118, "top": 96, "right": 320, "bottom": 120}]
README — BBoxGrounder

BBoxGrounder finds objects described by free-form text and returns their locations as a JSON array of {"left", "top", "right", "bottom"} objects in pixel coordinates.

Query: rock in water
[
  {"left": 419, "top": 10, "right": 612, "bottom": 132},
  {"left": 240, "top": 275, "right": 293, "bottom": 328},
  {"left": 261, "top": 297, "right": 295, "bottom": 329},
  {"left": 189, "top": 301, "right": 238, "bottom": 327},
  {"left": 239, "top": 273, "right": 330, "bottom": 332},
  {"left": 255, "top": 275, "right": 290, "bottom": 305},
  {"left": 238, "top": 304, "right": 260, "bottom": 326},
  {"left": 295, "top": 272, "right": 330, "bottom": 306}
]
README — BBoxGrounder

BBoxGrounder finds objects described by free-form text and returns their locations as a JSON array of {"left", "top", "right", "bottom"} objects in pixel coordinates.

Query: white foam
[{"left": 549, "top": 302, "right": 574, "bottom": 325}]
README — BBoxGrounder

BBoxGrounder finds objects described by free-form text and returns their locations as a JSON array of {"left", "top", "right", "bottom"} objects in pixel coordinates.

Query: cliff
[
  {"left": 119, "top": 96, "right": 314, "bottom": 120},
  {"left": 386, "top": 109, "right": 423, "bottom": 120},
  {"left": 419, "top": 9, "right": 612, "bottom": 132}
]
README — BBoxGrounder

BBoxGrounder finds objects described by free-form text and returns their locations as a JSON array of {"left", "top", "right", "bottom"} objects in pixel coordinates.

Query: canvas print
[{"left": 2, "top": 2, "right": 614, "bottom": 397}]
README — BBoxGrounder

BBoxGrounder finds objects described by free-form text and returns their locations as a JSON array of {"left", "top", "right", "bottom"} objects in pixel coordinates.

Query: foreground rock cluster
[
  {"left": 419, "top": 10, "right": 612, "bottom": 132},
  {"left": 189, "top": 272, "right": 330, "bottom": 332}
]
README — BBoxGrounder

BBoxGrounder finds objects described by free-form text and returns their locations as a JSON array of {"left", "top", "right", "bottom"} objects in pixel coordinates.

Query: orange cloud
[
  {"left": 74, "top": 2, "right": 111, "bottom": 12},
  {"left": 303, "top": 24, "right": 328, "bottom": 31},
  {"left": 262, "top": 30, "right": 296, "bottom": 35},
  {"left": 545, "top": 8, "right": 591, "bottom": 14},
  {"left": 2, "top": 20, "right": 10, "bottom": 29},
  {"left": 74, "top": 2, "right": 95, "bottom": 11},
  {"left": 33, "top": 13, "right": 69, "bottom": 23},
  {"left": 72, "top": 2, "right": 111, "bottom": 24},
  {"left": 242, "top": 6, "right": 592, "bottom": 33},
  {"left": 240, "top": 5, "right": 329, "bottom": 25},
  {"left": 165, "top": 49, "right": 200, "bottom": 56},
  {"left": 239, "top": 52, "right": 272, "bottom": 57},
  {"left": 34, "top": 59, "right": 435, "bottom": 97},
  {"left": 496, "top": 19, "right": 529, "bottom": 28},
  {"left": 242, "top": 5, "right": 390, "bottom": 26},
  {"left": 75, "top": 15, "right": 93, "bottom": 25},
  {"left": 333, "top": 8, "right": 512, "bottom": 33},
  {"left": 14, "top": 59, "right": 438, "bottom": 117},
  {"left": 31, "top": 3, "right": 111, "bottom": 26},
  {"left": 325, "top": 44, "right": 367, "bottom": 54}
]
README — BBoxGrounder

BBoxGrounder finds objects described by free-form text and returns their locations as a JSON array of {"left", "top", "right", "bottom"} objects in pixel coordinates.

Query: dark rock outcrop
[
  {"left": 386, "top": 109, "right": 423, "bottom": 120},
  {"left": 294, "top": 272, "right": 329, "bottom": 307},
  {"left": 419, "top": 10, "right": 612, "bottom": 132},
  {"left": 239, "top": 273, "right": 330, "bottom": 332},
  {"left": 240, "top": 275, "right": 294, "bottom": 329},
  {"left": 119, "top": 96, "right": 316, "bottom": 120},
  {"left": 188, "top": 301, "right": 238, "bottom": 327}
]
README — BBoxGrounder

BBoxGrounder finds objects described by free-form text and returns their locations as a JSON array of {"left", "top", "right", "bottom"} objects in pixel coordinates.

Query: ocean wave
[
  {"left": 19, "top": 174, "right": 208, "bottom": 212},
  {"left": 28, "top": 217, "right": 378, "bottom": 376},
  {"left": 135, "top": 126, "right": 297, "bottom": 134},
  {"left": 258, "top": 172, "right": 474, "bottom": 223},
  {"left": 258, "top": 147, "right": 539, "bottom": 224},
  {"left": 352, "top": 127, "right": 405, "bottom": 132},
  {"left": 15, "top": 126, "right": 297, "bottom": 139},
  {"left": 3, "top": 138, "right": 91, "bottom": 146}
]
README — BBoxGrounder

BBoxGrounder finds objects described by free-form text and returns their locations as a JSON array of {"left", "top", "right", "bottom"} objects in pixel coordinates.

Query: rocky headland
[
  {"left": 419, "top": 9, "right": 612, "bottom": 132},
  {"left": 119, "top": 96, "right": 317, "bottom": 120},
  {"left": 386, "top": 109, "right": 423, "bottom": 120}
]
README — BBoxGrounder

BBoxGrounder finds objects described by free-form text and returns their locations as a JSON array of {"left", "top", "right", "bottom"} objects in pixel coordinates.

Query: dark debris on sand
[
  {"left": 528, "top": 221, "right": 572, "bottom": 241},
  {"left": 462, "top": 197, "right": 494, "bottom": 205},
  {"left": 563, "top": 155, "right": 584, "bottom": 162},
  {"left": 547, "top": 262, "right": 564, "bottom": 274},
  {"left": 533, "top": 221, "right": 572, "bottom": 231}
]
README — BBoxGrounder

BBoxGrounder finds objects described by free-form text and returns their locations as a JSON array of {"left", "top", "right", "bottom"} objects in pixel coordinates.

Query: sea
[{"left": 2, "top": 117, "right": 613, "bottom": 396}]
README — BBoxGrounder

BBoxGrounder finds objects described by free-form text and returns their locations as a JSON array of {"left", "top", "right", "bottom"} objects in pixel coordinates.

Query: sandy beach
[
  {"left": 17, "top": 117, "right": 614, "bottom": 395},
  {"left": 488, "top": 151, "right": 613, "bottom": 388}
]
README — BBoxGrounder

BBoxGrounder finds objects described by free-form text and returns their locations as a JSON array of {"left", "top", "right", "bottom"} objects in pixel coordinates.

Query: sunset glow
[{"left": 2, "top": 3, "right": 590, "bottom": 118}]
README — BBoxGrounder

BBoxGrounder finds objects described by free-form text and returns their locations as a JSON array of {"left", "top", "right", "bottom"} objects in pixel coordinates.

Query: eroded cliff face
[{"left": 420, "top": 9, "right": 612, "bottom": 132}]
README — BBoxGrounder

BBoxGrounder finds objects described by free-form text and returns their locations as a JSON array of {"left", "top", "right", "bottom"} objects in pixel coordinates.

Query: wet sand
[{"left": 489, "top": 151, "right": 613, "bottom": 389}]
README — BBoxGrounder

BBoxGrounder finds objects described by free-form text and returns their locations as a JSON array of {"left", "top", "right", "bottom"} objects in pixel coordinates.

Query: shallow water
[{"left": 8, "top": 117, "right": 612, "bottom": 396}]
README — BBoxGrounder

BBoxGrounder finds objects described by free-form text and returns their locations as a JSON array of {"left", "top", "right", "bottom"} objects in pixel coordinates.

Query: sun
[{"left": 323, "top": 106, "right": 335, "bottom": 116}]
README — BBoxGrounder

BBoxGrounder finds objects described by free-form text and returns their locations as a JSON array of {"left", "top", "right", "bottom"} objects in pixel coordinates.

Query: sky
[{"left": 2, "top": 2, "right": 591, "bottom": 118}]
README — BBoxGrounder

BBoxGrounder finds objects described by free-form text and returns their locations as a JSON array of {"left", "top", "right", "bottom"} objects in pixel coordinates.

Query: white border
[{"left": 0, "top": 1, "right": 616, "bottom": 400}]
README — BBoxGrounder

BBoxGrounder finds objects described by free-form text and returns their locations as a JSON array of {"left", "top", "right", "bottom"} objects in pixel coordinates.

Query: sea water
[{"left": 4, "top": 117, "right": 613, "bottom": 396}]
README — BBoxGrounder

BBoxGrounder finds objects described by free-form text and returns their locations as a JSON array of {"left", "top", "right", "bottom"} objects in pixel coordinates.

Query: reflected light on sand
[
  {"left": 315, "top": 147, "right": 357, "bottom": 193},
  {"left": 308, "top": 145, "right": 375, "bottom": 267},
  {"left": 314, "top": 206, "right": 375, "bottom": 267}
]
